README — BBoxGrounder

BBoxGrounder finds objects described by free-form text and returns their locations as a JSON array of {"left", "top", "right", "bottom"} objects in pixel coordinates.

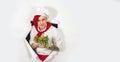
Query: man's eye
[
  {"left": 38, "top": 20, "right": 40, "bottom": 21},
  {"left": 42, "top": 19, "right": 45, "bottom": 21}
]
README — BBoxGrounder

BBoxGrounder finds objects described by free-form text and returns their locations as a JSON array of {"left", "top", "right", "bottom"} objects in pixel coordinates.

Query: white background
[{"left": 0, "top": 0, "right": 120, "bottom": 62}]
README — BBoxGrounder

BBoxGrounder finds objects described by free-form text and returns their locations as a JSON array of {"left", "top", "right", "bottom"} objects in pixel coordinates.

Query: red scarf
[
  {"left": 33, "top": 15, "right": 51, "bottom": 37},
  {"left": 37, "top": 54, "right": 48, "bottom": 62}
]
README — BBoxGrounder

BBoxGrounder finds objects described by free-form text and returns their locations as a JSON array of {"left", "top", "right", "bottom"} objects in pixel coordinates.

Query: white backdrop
[{"left": 0, "top": 0, "right": 120, "bottom": 62}]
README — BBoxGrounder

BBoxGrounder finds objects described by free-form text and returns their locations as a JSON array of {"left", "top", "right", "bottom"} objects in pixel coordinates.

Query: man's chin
[{"left": 39, "top": 26, "right": 46, "bottom": 29}]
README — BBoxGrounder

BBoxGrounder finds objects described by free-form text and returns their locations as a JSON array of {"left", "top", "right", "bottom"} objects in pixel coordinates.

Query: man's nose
[{"left": 40, "top": 21, "right": 43, "bottom": 23}]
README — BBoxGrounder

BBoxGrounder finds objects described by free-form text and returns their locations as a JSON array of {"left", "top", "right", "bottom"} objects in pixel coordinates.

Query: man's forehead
[{"left": 38, "top": 16, "right": 47, "bottom": 19}]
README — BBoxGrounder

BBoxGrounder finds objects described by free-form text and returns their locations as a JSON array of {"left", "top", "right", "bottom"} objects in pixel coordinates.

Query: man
[{"left": 29, "top": 11, "right": 63, "bottom": 62}]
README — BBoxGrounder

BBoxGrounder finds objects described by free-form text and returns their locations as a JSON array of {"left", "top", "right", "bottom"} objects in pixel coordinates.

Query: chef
[{"left": 29, "top": 9, "right": 63, "bottom": 62}]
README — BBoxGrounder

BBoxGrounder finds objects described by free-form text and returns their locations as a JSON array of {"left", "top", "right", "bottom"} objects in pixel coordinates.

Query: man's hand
[
  {"left": 31, "top": 42, "right": 39, "bottom": 49},
  {"left": 31, "top": 42, "right": 45, "bottom": 48},
  {"left": 38, "top": 43, "right": 45, "bottom": 48},
  {"left": 48, "top": 45, "right": 59, "bottom": 51}
]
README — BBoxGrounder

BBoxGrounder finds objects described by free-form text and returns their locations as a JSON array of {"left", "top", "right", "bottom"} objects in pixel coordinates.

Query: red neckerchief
[{"left": 33, "top": 15, "right": 51, "bottom": 37}]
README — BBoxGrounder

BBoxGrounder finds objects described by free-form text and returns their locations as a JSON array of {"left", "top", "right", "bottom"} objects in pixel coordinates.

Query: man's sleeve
[{"left": 44, "top": 28, "right": 64, "bottom": 62}]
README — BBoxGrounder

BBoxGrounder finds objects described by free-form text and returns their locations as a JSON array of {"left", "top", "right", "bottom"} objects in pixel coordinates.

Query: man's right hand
[{"left": 31, "top": 42, "right": 39, "bottom": 49}]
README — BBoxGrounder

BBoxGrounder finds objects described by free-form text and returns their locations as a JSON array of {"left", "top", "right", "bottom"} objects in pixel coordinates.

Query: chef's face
[{"left": 38, "top": 16, "right": 47, "bottom": 30}]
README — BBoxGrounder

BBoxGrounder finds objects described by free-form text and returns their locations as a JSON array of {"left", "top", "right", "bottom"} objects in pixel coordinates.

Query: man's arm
[{"left": 44, "top": 28, "right": 64, "bottom": 62}]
